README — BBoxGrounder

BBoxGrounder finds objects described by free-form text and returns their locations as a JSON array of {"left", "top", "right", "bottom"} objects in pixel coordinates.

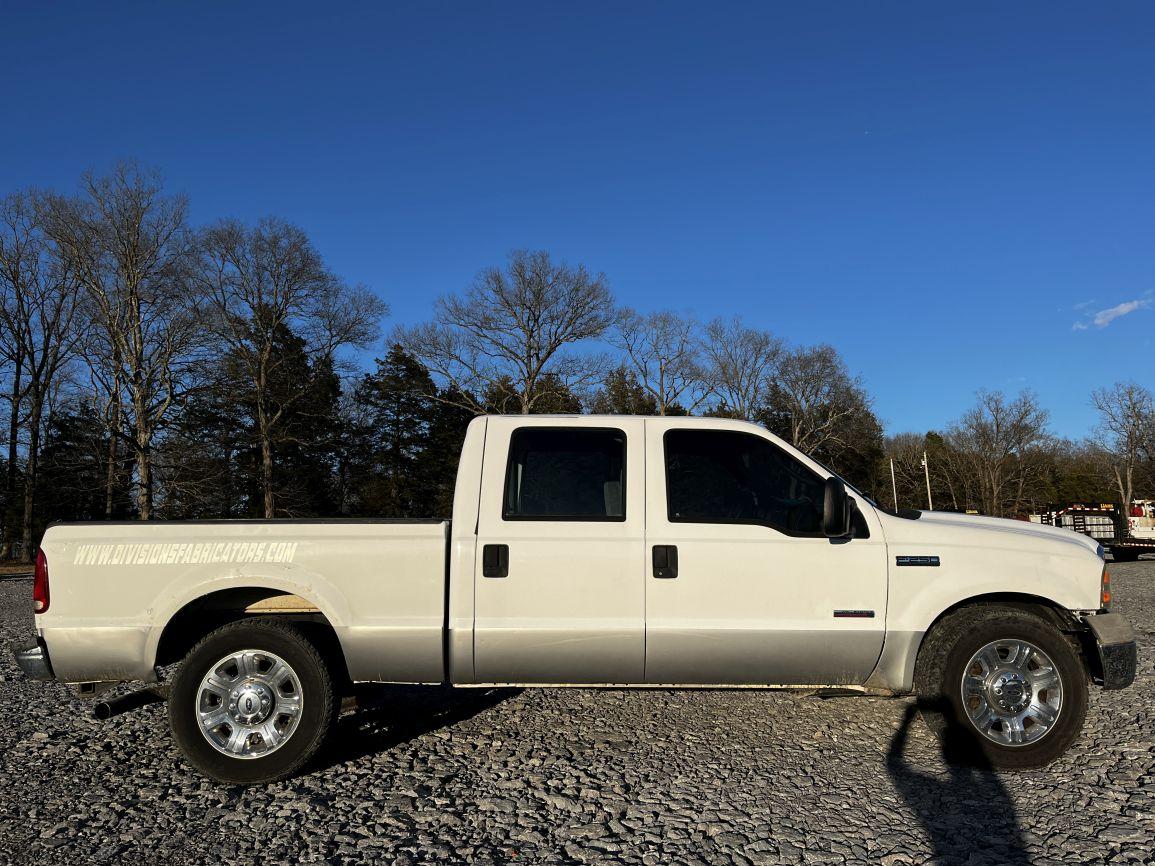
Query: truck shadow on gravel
[
  {"left": 317, "top": 684, "right": 521, "bottom": 770},
  {"left": 886, "top": 702, "right": 1029, "bottom": 865}
]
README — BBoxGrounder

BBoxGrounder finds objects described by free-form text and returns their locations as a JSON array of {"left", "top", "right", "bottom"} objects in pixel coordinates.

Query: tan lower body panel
[
  {"left": 43, "top": 627, "right": 155, "bottom": 683},
  {"left": 339, "top": 626, "right": 445, "bottom": 683}
]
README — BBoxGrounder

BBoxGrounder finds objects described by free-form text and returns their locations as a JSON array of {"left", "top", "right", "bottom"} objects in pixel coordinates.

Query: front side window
[
  {"left": 664, "top": 429, "right": 824, "bottom": 535},
  {"left": 504, "top": 428, "right": 626, "bottom": 520}
]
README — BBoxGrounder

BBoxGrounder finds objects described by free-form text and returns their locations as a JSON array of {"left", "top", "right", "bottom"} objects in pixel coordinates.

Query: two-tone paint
[{"left": 31, "top": 414, "right": 1110, "bottom": 693}]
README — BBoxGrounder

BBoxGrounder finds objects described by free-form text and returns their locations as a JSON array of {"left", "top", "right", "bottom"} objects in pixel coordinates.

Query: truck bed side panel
[{"left": 36, "top": 520, "right": 450, "bottom": 684}]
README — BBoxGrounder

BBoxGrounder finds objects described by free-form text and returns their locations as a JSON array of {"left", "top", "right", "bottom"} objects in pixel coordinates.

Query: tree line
[
  {"left": 880, "top": 385, "right": 1154, "bottom": 520},
  {"left": 2, "top": 163, "right": 1152, "bottom": 560}
]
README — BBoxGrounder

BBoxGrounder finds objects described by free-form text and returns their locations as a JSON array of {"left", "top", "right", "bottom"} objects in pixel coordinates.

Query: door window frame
[
  {"left": 662, "top": 428, "right": 828, "bottom": 538},
  {"left": 501, "top": 425, "right": 629, "bottom": 523}
]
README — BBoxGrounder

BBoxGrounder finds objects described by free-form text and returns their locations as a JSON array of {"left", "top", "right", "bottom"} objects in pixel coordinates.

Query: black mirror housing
[{"left": 823, "top": 477, "right": 852, "bottom": 538}]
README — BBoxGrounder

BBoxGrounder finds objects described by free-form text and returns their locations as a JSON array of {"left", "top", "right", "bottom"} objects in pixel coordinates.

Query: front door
[
  {"left": 644, "top": 419, "right": 888, "bottom": 685},
  {"left": 473, "top": 417, "right": 646, "bottom": 683}
]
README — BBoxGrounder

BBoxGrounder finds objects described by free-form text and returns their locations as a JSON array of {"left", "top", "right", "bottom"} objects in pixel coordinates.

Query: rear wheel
[
  {"left": 169, "top": 618, "right": 339, "bottom": 784},
  {"left": 915, "top": 607, "right": 1088, "bottom": 769}
]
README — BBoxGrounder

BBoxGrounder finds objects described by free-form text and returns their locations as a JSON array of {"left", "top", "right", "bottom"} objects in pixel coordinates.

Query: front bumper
[
  {"left": 1083, "top": 613, "right": 1137, "bottom": 690},
  {"left": 11, "top": 638, "right": 54, "bottom": 681}
]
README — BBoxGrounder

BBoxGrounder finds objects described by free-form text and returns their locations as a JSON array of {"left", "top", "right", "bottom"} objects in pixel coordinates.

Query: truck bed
[{"left": 37, "top": 519, "right": 451, "bottom": 684}]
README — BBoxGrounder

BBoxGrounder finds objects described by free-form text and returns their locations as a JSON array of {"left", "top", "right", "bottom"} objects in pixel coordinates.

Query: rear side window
[
  {"left": 504, "top": 428, "right": 626, "bottom": 521},
  {"left": 664, "top": 429, "right": 824, "bottom": 535}
]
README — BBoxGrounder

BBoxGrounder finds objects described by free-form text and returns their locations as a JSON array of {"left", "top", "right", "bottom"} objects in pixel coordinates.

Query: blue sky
[{"left": 3, "top": 3, "right": 1153, "bottom": 438}]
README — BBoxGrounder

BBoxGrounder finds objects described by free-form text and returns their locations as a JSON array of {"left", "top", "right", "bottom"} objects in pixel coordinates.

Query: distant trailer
[
  {"left": 1126, "top": 499, "right": 1155, "bottom": 541},
  {"left": 1034, "top": 503, "right": 1154, "bottom": 562}
]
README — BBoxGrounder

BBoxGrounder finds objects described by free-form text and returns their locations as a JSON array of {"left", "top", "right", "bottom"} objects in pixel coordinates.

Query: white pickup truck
[{"left": 15, "top": 415, "right": 1136, "bottom": 784}]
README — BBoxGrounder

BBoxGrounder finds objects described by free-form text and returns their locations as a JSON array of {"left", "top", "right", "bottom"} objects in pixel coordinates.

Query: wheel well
[
  {"left": 926, "top": 592, "right": 1081, "bottom": 638},
  {"left": 914, "top": 592, "right": 1092, "bottom": 682},
  {"left": 155, "top": 588, "right": 350, "bottom": 686}
]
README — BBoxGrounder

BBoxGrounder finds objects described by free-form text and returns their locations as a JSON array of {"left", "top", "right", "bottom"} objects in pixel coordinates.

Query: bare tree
[
  {"left": 1090, "top": 382, "right": 1154, "bottom": 528},
  {"left": 885, "top": 432, "right": 930, "bottom": 509},
  {"left": 43, "top": 162, "right": 203, "bottom": 519},
  {"left": 699, "top": 317, "right": 782, "bottom": 420},
  {"left": 767, "top": 344, "right": 873, "bottom": 456},
  {"left": 609, "top": 309, "right": 705, "bottom": 414},
  {"left": 946, "top": 390, "right": 1051, "bottom": 517},
  {"left": 929, "top": 432, "right": 971, "bottom": 512},
  {"left": 0, "top": 259, "right": 24, "bottom": 558},
  {"left": 1, "top": 350, "right": 19, "bottom": 501},
  {"left": 0, "top": 192, "right": 84, "bottom": 559},
  {"left": 197, "top": 217, "right": 386, "bottom": 518},
  {"left": 396, "top": 250, "right": 614, "bottom": 414}
]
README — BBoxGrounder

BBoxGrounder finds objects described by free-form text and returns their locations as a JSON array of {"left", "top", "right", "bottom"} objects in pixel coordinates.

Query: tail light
[
  {"left": 33, "top": 549, "right": 49, "bottom": 614},
  {"left": 1100, "top": 567, "right": 1111, "bottom": 610}
]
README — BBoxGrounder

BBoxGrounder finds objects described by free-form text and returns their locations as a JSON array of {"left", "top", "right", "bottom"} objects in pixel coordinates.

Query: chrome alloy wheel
[
  {"left": 960, "top": 638, "right": 1063, "bottom": 747},
  {"left": 195, "top": 650, "right": 303, "bottom": 759}
]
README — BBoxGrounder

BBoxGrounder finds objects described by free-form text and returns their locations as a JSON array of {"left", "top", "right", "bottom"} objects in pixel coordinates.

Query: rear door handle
[
  {"left": 652, "top": 545, "right": 678, "bottom": 578},
  {"left": 482, "top": 544, "right": 509, "bottom": 578}
]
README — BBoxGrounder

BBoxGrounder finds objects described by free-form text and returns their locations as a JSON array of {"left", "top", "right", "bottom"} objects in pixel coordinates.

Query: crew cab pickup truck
[{"left": 15, "top": 415, "right": 1137, "bottom": 783}]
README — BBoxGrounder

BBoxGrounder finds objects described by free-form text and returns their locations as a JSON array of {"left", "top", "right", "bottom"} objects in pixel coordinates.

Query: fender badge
[{"left": 896, "top": 555, "right": 940, "bottom": 567}]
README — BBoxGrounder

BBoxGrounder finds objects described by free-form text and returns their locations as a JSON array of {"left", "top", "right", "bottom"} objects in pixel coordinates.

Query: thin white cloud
[
  {"left": 1093, "top": 299, "right": 1150, "bottom": 327},
  {"left": 1073, "top": 295, "right": 1152, "bottom": 331}
]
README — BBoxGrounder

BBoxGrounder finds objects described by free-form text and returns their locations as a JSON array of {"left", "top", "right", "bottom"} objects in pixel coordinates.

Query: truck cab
[{"left": 453, "top": 415, "right": 889, "bottom": 687}]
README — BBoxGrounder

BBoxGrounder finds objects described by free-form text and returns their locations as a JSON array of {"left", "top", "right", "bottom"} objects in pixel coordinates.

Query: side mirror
[{"left": 823, "top": 477, "right": 852, "bottom": 538}]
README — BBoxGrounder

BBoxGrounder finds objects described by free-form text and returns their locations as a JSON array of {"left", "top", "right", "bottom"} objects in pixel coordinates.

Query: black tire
[
  {"left": 168, "top": 618, "right": 340, "bottom": 785},
  {"left": 914, "top": 606, "right": 1088, "bottom": 769}
]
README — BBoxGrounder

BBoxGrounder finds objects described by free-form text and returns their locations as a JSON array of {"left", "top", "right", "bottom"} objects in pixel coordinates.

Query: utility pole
[
  {"left": 921, "top": 451, "right": 934, "bottom": 511},
  {"left": 890, "top": 458, "right": 899, "bottom": 511}
]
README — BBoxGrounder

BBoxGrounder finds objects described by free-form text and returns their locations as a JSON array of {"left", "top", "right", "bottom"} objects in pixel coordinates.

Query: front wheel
[
  {"left": 169, "top": 618, "right": 340, "bottom": 784},
  {"left": 915, "top": 607, "right": 1088, "bottom": 769}
]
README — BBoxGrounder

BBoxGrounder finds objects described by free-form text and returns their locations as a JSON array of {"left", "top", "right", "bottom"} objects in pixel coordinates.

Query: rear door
[
  {"left": 644, "top": 419, "right": 888, "bottom": 685},
  {"left": 473, "top": 417, "right": 646, "bottom": 683}
]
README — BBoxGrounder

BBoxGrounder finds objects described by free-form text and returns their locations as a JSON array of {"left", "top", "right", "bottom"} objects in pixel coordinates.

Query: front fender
[{"left": 866, "top": 540, "right": 1103, "bottom": 692}]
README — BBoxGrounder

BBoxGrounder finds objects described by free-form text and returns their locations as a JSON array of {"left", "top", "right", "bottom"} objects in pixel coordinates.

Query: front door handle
[
  {"left": 652, "top": 545, "right": 678, "bottom": 578},
  {"left": 482, "top": 544, "right": 509, "bottom": 578}
]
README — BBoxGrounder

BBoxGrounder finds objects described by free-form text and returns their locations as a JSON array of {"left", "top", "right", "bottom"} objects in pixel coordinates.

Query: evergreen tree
[
  {"left": 354, "top": 345, "right": 439, "bottom": 516},
  {"left": 421, "top": 387, "right": 475, "bottom": 517},
  {"left": 36, "top": 403, "right": 133, "bottom": 530},
  {"left": 164, "top": 322, "right": 342, "bottom": 517},
  {"left": 484, "top": 374, "right": 582, "bottom": 414},
  {"left": 591, "top": 366, "right": 660, "bottom": 415}
]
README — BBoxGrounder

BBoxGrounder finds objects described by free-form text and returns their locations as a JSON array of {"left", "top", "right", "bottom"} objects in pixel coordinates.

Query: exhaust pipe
[{"left": 93, "top": 685, "right": 169, "bottom": 720}]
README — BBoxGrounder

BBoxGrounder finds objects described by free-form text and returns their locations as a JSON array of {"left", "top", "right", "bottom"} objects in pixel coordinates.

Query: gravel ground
[{"left": 1, "top": 561, "right": 1152, "bottom": 866}]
